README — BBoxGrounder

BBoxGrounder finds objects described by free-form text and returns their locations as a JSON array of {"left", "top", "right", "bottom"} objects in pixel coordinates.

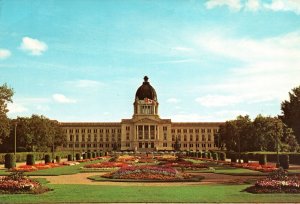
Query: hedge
[
  {"left": 0, "top": 151, "right": 76, "bottom": 164},
  {"left": 75, "top": 153, "right": 81, "bottom": 160},
  {"left": 279, "top": 154, "right": 289, "bottom": 169},
  {"left": 212, "top": 152, "right": 218, "bottom": 160},
  {"left": 44, "top": 154, "right": 51, "bottom": 164},
  {"left": 259, "top": 154, "right": 267, "bottom": 165},
  {"left": 5, "top": 153, "right": 15, "bottom": 169},
  {"left": 26, "top": 154, "right": 35, "bottom": 165},
  {"left": 56, "top": 156, "right": 61, "bottom": 163},
  {"left": 219, "top": 152, "right": 226, "bottom": 161}
]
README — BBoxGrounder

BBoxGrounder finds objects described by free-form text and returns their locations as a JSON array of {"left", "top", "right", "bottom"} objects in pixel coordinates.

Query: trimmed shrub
[
  {"left": 279, "top": 154, "right": 289, "bottom": 169},
  {"left": 196, "top": 151, "right": 201, "bottom": 158},
  {"left": 242, "top": 154, "right": 249, "bottom": 163},
  {"left": 82, "top": 153, "right": 87, "bottom": 159},
  {"left": 45, "top": 154, "right": 51, "bottom": 164},
  {"left": 75, "top": 153, "right": 81, "bottom": 160},
  {"left": 259, "top": 154, "right": 267, "bottom": 165},
  {"left": 26, "top": 154, "right": 35, "bottom": 165},
  {"left": 202, "top": 152, "right": 206, "bottom": 158},
  {"left": 207, "top": 152, "right": 211, "bottom": 159},
  {"left": 92, "top": 152, "right": 96, "bottom": 158},
  {"left": 55, "top": 156, "right": 61, "bottom": 163},
  {"left": 99, "top": 151, "right": 103, "bottom": 157},
  {"left": 104, "top": 152, "right": 108, "bottom": 156},
  {"left": 231, "top": 154, "right": 237, "bottom": 163},
  {"left": 87, "top": 152, "right": 92, "bottom": 159},
  {"left": 219, "top": 152, "right": 226, "bottom": 161},
  {"left": 5, "top": 153, "right": 15, "bottom": 169},
  {"left": 212, "top": 152, "right": 218, "bottom": 160},
  {"left": 67, "top": 154, "right": 73, "bottom": 161}
]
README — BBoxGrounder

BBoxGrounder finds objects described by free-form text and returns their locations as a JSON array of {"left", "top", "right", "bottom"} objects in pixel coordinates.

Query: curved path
[{"left": 30, "top": 172, "right": 262, "bottom": 186}]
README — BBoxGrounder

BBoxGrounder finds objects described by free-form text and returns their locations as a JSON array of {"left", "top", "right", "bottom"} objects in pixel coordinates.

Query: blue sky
[{"left": 1, "top": 0, "right": 300, "bottom": 122}]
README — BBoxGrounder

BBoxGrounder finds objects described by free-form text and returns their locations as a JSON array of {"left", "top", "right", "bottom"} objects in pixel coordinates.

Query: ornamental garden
[{"left": 1, "top": 151, "right": 300, "bottom": 203}]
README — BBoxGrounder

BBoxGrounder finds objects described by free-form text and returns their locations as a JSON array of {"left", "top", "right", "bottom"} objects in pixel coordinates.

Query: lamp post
[
  {"left": 14, "top": 121, "right": 17, "bottom": 155},
  {"left": 276, "top": 122, "right": 280, "bottom": 168}
]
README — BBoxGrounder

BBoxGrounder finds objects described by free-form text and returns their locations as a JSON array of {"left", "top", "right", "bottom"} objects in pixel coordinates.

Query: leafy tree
[
  {"left": 0, "top": 84, "right": 14, "bottom": 144},
  {"left": 281, "top": 85, "right": 300, "bottom": 144},
  {"left": 0, "top": 115, "right": 67, "bottom": 153},
  {"left": 252, "top": 115, "right": 283, "bottom": 151}
]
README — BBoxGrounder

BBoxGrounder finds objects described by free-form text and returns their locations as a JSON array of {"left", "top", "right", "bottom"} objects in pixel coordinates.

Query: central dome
[{"left": 135, "top": 76, "right": 157, "bottom": 101}]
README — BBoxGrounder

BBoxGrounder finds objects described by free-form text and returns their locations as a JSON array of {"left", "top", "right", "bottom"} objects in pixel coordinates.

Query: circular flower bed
[
  {"left": 245, "top": 168, "right": 300, "bottom": 193},
  {"left": 101, "top": 165, "right": 201, "bottom": 181},
  {"left": 84, "top": 162, "right": 129, "bottom": 169},
  {"left": 0, "top": 171, "right": 50, "bottom": 194}
]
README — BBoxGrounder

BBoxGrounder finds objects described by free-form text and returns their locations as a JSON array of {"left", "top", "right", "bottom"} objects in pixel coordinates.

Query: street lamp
[
  {"left": 276, "top": 122, "right": 280, "bottom": 168},
  {"left": 14, "top": 121, "right": 17, "bottom": 155}
]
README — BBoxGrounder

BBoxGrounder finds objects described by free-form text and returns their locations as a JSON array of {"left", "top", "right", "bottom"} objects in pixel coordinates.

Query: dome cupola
[{"left": 135, "top": 76, "right": 157, "bottom": 101}]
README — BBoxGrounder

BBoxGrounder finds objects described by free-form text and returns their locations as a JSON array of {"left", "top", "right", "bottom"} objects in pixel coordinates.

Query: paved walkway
[{"left": 30, "top": 172, "right": 262, "bottom": 186}]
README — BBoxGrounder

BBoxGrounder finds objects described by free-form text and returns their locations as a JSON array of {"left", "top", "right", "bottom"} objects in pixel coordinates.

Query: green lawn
[
  {"left": 0, "top": 159, "right": 104, "bottom": 176},
  {"left": 1, "top": 183, "right": 300, "bottom": 203}
]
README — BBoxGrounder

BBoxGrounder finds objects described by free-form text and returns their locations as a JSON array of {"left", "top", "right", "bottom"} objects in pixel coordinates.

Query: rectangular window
[
  {"left": 163, "top": 143, "right": 167, "bottom": 147},
  {"left": 184, "top": 135, "right": 187, "bottom": 141},
  {"left": 177, "top": 129, "right": 181, "bottom": 133},
  {"left": 88, "top": 129, "right": 91, "bottom": 133},
  {"left": 94, "top": 135, "right": 97, "bottom": 142},
  {"left": 81, "top": 144, "right": 85, "bottom": 148},
  {"left": 139, "top": 143, "right": 142, "bottom": 148},
  {"left": 189, "top": 129, "right": 193, "bottom": 133},
  {"left": 82, "top": 135, "right": 85, "bottom": 142},
  {"left": 190, "top": 135, "right": 193, "bottom": 141},
  {"left": 183, "top": 129, "right": 187, "bottom": 133},
  {"left": 171, "top": 129, "right": 175, "bottom": 133},
  {"left": 76, "top": 135, "right": 79, "bottom": 141},
  {"left": 201, "top": 128, "right": 205, "bottom": 133},
  {"left": 94, "top": 129, "right": 98, "bottom": 133},
  {"left": 81, "top": 129, "right": 85, "bottom": 133},
  {"left": 163, "top": 126, "right": 167, "bottom": 131}
]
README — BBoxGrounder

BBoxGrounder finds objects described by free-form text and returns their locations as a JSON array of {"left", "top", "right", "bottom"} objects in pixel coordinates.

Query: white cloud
[
  {"left": 194, "top": 31, "right": 300, "bottom": 106},
  {"left": 65, "top": 80, "right": 105, "bottom": 88},
  {"left": 195, "top": 95, "right": 242, "bottom": 107},
  {"left": 205, "top": 0, "right": 300, "bottom": 15},
  {"left": 0, "top": 49, "right": 11, "bottom": 60},
  {"left": 7, "top": 103, "right": 28, "bottom": 113},
  {"left": 205, "top": 0, "right": 242, "bottom": 11},
  {"left": 52, "top": 94, "right": 76, "bottom": 104},
  {"left": 245, "top": 0, "right": 261, "bottom": 11},
  {"left": 20, "top": 37, "right": 48, "bottom": 55},
  {"left": 264, "top": 0, "right": 300, "bottom": 14},
  {"left": 167, "top": 98, "right": 180, "bottom": 104}
]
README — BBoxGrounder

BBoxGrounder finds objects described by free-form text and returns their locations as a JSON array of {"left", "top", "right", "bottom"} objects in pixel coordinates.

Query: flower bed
[
  {"left": 245, "top": 168, "right": 300, "bottom": 193},
  {"left": 84, "top": 162, "right": 129, "bottom": 169},
  {"left": 164, "top": 161, "right": 209, "bottom": 170},
  {"left": 231, "top": 162, "right": 277, "bottom": 172},
  {"left": 102, "top": 165, "right": 195, "bottom": 181},
  {"left": 0, "top": 171, "right": 49, "bottom": 194}
]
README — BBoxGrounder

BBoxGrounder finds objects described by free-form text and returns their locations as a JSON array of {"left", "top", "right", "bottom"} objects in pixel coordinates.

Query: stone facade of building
[{"left": 61, "top": 76, "right": 223, "bottom": 152}]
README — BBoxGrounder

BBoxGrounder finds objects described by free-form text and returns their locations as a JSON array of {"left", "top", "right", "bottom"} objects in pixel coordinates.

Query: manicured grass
[
  {"left": 0, "top": 169, "right": 10, "bottom": 175},
  {"left": 24, "top": 160, "right": 103, "bottom": 176},
  {"left": 1, "top": 183, "right": 300, "bottom": 203}
]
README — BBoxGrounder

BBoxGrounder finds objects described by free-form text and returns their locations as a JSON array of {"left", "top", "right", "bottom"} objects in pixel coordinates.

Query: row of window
[
  {"left": 67, "top": 128, "right": 121, "bottom": 134},
  {"left": 66, "top": 127, "right": 219, "bottom": 134},
  {"left": 67, "top": 143, "right": 121, "bottom": 148},
  {"left": 171, "top": 135, "right": 213, "bottom": 141},
  {"left": 171, "top": 128, "right": 218, "bottom": 134},
  {"left": 69, "top": 135, "right": 121, "bottom": 142},
  {"left": 171, "top": 143, "right": 215, "bottom": 148}
]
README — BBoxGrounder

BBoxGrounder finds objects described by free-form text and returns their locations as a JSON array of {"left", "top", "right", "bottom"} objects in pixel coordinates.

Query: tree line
[
  {"left": 218, "top": 86, "right": 300, "bottom": 153},
  {"left": 0, "top": 84, "right": 66, "bottom": 153}
]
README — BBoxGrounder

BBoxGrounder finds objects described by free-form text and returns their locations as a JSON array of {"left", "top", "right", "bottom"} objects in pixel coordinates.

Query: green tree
[
  {"left": 281, "top": 85, "right": 300, "bottom": 144},
  {"left": 0, "top": 84, "right": 14, "bottom": 144}
]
